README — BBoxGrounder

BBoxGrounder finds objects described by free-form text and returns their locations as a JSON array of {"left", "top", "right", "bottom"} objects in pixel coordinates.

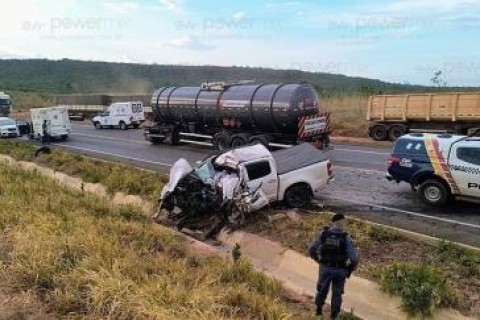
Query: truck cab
[
  {"left": 387, "top": 133, "right": 480, "bottom": 206},
  {"left": 0, "top": 92, "right": 12, "bottom": 117},
  {"left": 92, "top": 101, "right": 145, "bottom": 130}
]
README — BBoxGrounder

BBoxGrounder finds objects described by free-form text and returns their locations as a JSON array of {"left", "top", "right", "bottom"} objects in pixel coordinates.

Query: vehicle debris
[{"left": 154, "top": 143, "right": 335, "bottom": 239}]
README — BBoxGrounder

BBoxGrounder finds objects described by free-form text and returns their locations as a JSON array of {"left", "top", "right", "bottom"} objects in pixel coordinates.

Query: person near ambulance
[
  {"left": 308, "top": 214, "right": 359, "bottom": 319},
  {"left": 41, "top": 120, "right": 50, "bottom": 145}
]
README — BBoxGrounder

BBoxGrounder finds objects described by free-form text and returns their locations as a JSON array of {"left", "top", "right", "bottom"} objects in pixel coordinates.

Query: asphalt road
[{"left": 43, "top": 123, "right": 480, "bottom": 247}]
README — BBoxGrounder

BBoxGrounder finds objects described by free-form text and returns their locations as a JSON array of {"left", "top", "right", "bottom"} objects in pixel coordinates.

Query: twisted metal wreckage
[{"left": 154, "top": 145, "right": 270, "bottom": 239}]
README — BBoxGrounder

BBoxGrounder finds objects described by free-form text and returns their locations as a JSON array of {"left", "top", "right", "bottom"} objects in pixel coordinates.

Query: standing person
[
  {"left": 41, "top": 120, "right": 50, "bottom": 145},
  {"left": 308, "top": 214, "right": 359, "bottom": 319}
]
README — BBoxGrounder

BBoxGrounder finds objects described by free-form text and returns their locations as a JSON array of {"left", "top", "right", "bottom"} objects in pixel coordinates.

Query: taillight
[{"left": 388, "top": 155, "right": 401, "bottom": 167}]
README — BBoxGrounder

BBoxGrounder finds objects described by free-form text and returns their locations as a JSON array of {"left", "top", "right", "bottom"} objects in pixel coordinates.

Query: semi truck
[
  {"left": 367, "top": 92, "right": 480, "bottom": 141},
  {"left": 144, "top": 82, "right": 332, "bottom": 150},
  {"left": 56, "top": 94, "right": 151, "bottom": 120},
  {"left": 0, "top": 92, "right": 12, "bottom": 116}
]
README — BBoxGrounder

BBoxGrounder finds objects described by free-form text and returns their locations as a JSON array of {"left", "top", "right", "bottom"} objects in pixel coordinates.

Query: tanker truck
[
  {"left": 144, "top": 81, "right": 332, "bottom": 150},
  {"left": 367, "top": 92, "right": 480, "bottom": 141}
]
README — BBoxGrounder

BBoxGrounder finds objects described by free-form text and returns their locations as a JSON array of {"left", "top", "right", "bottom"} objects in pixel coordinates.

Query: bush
[
  {"left": 378, "top": 263, "right": 458, "bottom": 317},
  {"left": 434, "top": 240, "right": 480, "bottom": 277}
]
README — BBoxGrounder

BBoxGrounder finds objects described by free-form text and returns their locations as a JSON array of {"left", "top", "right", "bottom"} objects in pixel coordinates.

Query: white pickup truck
[
  {"left": 218, "top": 143, "right": 335, "bottom": 207},
  {"left": 92, "top": 101, "right": 145, "bottom": 130}
]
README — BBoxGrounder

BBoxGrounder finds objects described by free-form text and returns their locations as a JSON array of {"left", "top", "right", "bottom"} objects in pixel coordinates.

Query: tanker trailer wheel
[
  {"left": 230, "top": 133, "right": 249, "bottom": 148},
  {"left": 370, "top": 124, "right": 388, "bottom": 141},
  {"left": 213, "top": 132, "right": 230, "bottom": 151},
  {"left": 249, "top": 135, "right": 270, "bottom": 148},
  {"left": 388, "top": 124, "right": 406, "bottom": 141}
]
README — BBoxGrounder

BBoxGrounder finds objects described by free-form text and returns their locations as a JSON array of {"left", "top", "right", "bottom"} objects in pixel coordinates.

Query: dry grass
[
  {"left": 0, "top": 141, "right": 168, "bottom": 200},
  {"left": 323, "top": 95, "right": 370, "bottom": 137},
  {"left": 0, "top": 164, "right": 319, "bottom": 319}
]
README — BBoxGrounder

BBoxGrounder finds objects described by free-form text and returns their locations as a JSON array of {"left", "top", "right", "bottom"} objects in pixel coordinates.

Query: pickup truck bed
[{"left": 272, "top": 143, "right": 329, "bottom": 175}]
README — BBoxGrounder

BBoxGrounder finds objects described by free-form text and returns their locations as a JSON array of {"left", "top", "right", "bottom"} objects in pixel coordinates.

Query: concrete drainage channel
[{"left": 0, "top": 154, "right": 475, "bottom": 320}]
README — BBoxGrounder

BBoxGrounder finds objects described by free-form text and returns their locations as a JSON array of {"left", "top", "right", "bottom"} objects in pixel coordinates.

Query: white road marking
[
  {"left": 321, "top": 195, "right": 480, "bottom": 230},
  {"left": 71, "top": 132, "right": 148, "bottom": 144},
  {"left": 53, "top": 144, "right": 173, "bottom": 168}
]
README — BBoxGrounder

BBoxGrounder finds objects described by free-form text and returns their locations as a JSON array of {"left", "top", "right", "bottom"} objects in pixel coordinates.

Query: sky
[{"left": 1, "top": 0, "right": 480, "bottom": 86}]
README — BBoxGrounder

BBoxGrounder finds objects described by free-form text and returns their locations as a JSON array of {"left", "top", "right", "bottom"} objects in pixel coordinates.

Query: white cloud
[
  {"left": 161, "top": 36, "right": 214, "bottom": 51},
  {"left": 158, "top": 0, "right": 181, "bottom": 11},
  {"left": 103, "top": 2, "right": 139, "bottom": 13},
  {"left": 232, "top": 12, "right": 246, "bottom": 22}
]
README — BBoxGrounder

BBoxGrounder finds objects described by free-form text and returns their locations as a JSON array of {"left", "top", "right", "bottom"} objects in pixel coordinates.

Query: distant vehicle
[
  {"left": 387, "top": 132, "right": 480, "bottom": 206},
  {"left": 0, "top": 92, "right": 12, "bottom": 117},
  {"left": 92, "top": 101, "right": 145, "bottom": 130},
  {"left": 30, "top": 107, "right": 71, "bottom": 141},
  {"left": 15, "top": 119, "right": 31, "bottom": 135},
  {"left": 145, "top": 82, "right": 332, "bottom": 150},
  {"left": 367, "top": 92, "right": 480, "bottom": 141},
  {"left": 0, "top": 117, "right": 19, "bottom": 138}
]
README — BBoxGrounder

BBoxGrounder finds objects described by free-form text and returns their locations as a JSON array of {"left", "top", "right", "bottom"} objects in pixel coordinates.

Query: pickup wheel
[
  {"left": 119, "top": 121, "right": 128, "bottom": 130},
  {"left": 94, "top": 122, "right": 103, "bottom": 129},
  {"left": 418, "top": 179, "right": 450, "bottom": 207},
  {"left": 284, "top": 183, "right": 312, "bottom": 208}
]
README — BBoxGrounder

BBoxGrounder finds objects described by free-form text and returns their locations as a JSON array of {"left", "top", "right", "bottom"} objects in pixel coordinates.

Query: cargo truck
[
  {"left": 367, "top": 92, "right": 480, "bottom": 141},
  {"left": 144, "top": 82, "right": 332, "bottom": 150},
  {"left": 0, "top": 92, "right": 12, "bottom": 117}
]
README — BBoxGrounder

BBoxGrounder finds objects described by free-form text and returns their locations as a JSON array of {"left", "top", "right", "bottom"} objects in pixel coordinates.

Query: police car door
[{"left": 450, "top": 141, "right": 480, "bottom": 198}]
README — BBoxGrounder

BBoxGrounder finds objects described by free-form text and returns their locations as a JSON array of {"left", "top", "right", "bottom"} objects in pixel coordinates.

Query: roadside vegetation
[
  {"left": 0, "top": 164, "right": 321, "bottom": 319},
  {"left": 0, "top": 140, "right": 168, "bottom": 200},
  {"left": 1, "top": 141, "right": 478, "bottom": 318},
  {"left": 245, "top": 210, "right": 480, "bottom": 317}
]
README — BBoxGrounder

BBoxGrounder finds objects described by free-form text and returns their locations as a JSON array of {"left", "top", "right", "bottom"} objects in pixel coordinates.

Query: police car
[{"left": 387, "top": 133, "right": 480, "bottom": 206}]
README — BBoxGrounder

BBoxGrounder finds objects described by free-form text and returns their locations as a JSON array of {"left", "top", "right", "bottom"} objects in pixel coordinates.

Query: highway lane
[
  {"left": 45, "top": 124, "right": 480, "bottom": 247},
  {"left": 70, "top": 124, "right": 391, "bottom": 172}
]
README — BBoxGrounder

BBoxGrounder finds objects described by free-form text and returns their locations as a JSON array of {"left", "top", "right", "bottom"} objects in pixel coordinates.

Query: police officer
[
  {"left": 308, "top": 214, "right": 358, "bottom": 319},
  {"left": 41, "top": 120, "right": 50, "bottom": 145}
]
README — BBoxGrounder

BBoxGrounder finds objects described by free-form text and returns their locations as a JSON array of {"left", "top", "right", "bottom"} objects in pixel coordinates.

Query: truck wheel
[
  {"left": 230, "top": 134, "right": 249, "bottom": 148},
  {"left": 94, "top": 122, "right": 102, "bottom": 129},
  {"left": 213, "top": 132, "right": 230, "bottom": 151},
  {"left": 370, "top": 124, "right": 388, "bottom": 141},
  {"left": 284, "top": 183, "right": 312, "bottom": 208},
  {"left": 388, "top": 125, "right": 406, "bottom": 141},
  {"left": 418, "top": 179, "right": 450, "bottom": 207},
  {"left": 249, "top": 135, "right": 269, "bottom": 147},
  {"left": 119, "top": 121, "right": 128, "bottom": 130}
]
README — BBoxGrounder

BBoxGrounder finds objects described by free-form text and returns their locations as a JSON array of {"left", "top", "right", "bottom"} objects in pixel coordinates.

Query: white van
[
  {"left": 30, "top": 106, "right": 71, "bottom": 141},
  {"left": 92, "top": 101, "right": 145, "bottom": 130}
]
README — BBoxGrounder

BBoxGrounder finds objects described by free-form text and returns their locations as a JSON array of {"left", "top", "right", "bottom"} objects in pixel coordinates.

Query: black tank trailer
[{"left": 144, "top": 81, "right": 332, "bottom": 150}]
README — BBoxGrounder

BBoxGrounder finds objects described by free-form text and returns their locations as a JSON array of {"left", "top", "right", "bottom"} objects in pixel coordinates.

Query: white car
[
  {"left": 0, "top": 117, "right": 19, "bottom": 137},
  {"left": 92, "top": 101, "right": 145, "bottom": 130}
]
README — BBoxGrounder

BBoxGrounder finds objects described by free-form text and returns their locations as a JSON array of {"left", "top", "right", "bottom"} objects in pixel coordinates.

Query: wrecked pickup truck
[{"left": 154, "top": 143, "right": 335, "bottom": 239}]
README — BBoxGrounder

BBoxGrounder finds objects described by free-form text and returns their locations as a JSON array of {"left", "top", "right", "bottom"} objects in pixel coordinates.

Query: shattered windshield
[{"left": 193, "top": 160, "right": 215, "bottom": 184}]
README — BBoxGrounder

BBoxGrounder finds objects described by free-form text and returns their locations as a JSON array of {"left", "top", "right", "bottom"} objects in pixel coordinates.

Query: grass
[
  {"left": 0, "top": 140, "right": 168, "bottom": 200},
  {"left": 323, "top": 95, "right": 370, "bottom": 137},
  {"left": 378, "top": 263, "right": 457, "bottom": 318},
  {"left": 244, "top": 210, "right": 480, "bottom": 317},
  {"left": 0, "top": 163, "right": 318, "bottom": 319}
]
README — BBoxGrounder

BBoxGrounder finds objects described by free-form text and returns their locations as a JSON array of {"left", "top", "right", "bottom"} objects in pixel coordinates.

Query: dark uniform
[
  {"left": 308, "top": 215, "right": 358, "bottom": 319},
  {"left": 41, "top": 120, "right": 50, "bottom": 145}
]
